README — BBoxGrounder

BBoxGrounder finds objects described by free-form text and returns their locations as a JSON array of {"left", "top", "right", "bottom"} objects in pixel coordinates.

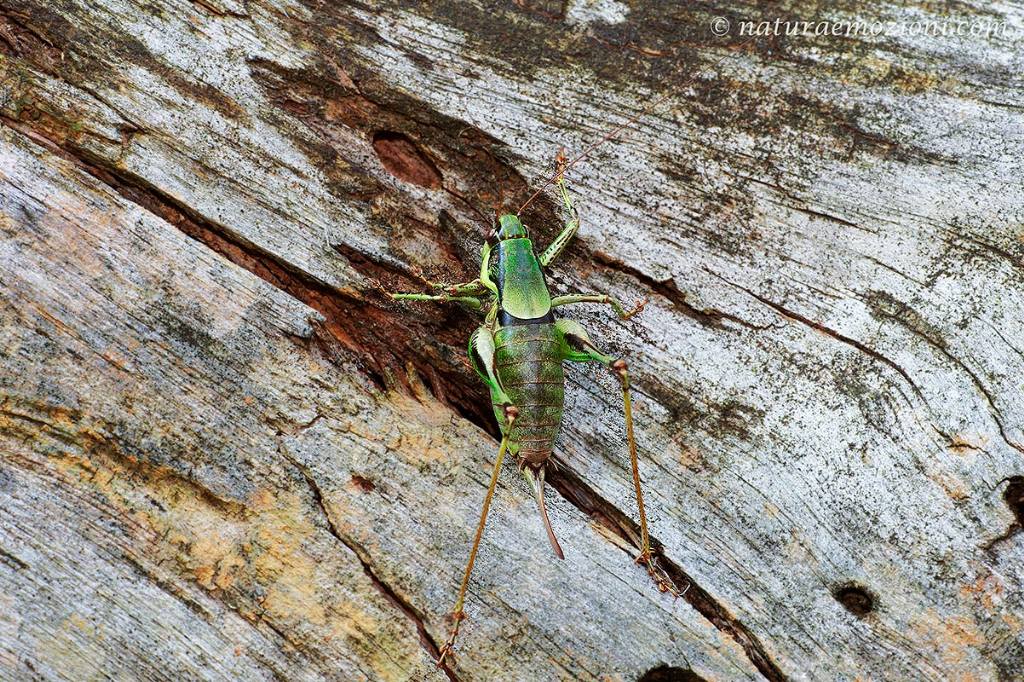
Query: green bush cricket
[{"left": 387, "top": 145, "right": 679, "bottom": 665}]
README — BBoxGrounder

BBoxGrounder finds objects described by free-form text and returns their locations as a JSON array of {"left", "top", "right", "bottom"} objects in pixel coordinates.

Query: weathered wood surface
[{"left": 1, "top": 0, "right": 1023, "bottom": 680}]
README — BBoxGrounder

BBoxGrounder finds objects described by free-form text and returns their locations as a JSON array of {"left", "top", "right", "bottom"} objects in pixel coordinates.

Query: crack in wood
[
  {"left": 709, "top": 270, "right": 926, "bottom": 405},
  {"left": 0, "top": 114, "right": 501, "bottom": 429},
  {"left": 189, "top": 0, "right": 250, "bottom": 19},
  {"left": 277, "top": 442, "right": 459, "bottom": 682},
  {"left": 545, "top": 464, "right": 786, "bottom": 682},
  {"left": 590, "top": 251, "right": 772, "bottom": 332},
  {"left": 0, "top": 545, "right": 28, "bottom": 570}
]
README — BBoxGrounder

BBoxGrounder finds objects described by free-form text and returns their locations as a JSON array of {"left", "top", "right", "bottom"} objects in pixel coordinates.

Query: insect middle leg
[
  {"left": 551, "top": 293, "right": 647, "bottom": 320},
  {"left": 386, "top": 273, "right": 489, "bottom": 308},
  {"left": 555, "top": 319, "right": 674, "bottom": 594},
  {"left": 389, "top": 293, "right": 483, "bottom": 309},
  {"left": 424, "top": 277, "right": 489, "bottom": 297}
]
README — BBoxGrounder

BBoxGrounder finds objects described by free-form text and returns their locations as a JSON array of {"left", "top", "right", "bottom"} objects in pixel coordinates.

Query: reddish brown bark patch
[
  {"left": 372, "top": 131, "right": 442, "bottom": 189},
  {"left": 350, "top": 474, "right": 376, "bottom": 493}
]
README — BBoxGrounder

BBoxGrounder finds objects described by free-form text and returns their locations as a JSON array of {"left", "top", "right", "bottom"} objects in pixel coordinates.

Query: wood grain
[{"left": 1, "top": 0, "right": 1023, "bottom": 679}]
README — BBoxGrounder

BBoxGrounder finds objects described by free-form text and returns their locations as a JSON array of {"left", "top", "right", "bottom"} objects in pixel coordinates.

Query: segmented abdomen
[{"left": 494, "top": 323, "right": 565, "bottom": 465}]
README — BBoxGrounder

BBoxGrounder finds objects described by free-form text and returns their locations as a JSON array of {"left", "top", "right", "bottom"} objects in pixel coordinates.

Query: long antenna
[{"left": 516, "top": 35, "right": 755, "bottom": 215}]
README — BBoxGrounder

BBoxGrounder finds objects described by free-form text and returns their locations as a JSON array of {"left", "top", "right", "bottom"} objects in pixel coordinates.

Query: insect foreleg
[
  {"left": 551, "top": 293, "right": 647, "bottom": 319},
  {"left": 555, "top": 319, "right": 674, "bottom": 595},
  {"left": 479, "top": 243, "right": 499, "bottom": 296},
  {"left": 538, "top": 174, "right": 579, "bottom": 267}
]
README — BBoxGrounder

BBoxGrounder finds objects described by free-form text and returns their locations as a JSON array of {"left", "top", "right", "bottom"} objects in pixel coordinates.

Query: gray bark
[{"left": 1, "top": 0, "right": 1023, "bottom": 680}]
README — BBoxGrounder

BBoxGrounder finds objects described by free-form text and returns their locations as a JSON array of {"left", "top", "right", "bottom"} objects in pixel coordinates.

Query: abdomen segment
[{"left": 493, "top": 323, "right": 565, "bottom": 465}]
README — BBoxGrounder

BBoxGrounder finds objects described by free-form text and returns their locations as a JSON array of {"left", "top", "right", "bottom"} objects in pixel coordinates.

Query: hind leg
[
  {"left": 437, "top": 408, "right": 517, "bottom": 666},
  {"left": 555, "top": 319, "right": 674, "bottom": 594},
  {"left": 468, "top": 326, "right": 515, "bottom": 417},
  {"left": 436, "top": 327, "right": 518, "bottom": 666}
]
